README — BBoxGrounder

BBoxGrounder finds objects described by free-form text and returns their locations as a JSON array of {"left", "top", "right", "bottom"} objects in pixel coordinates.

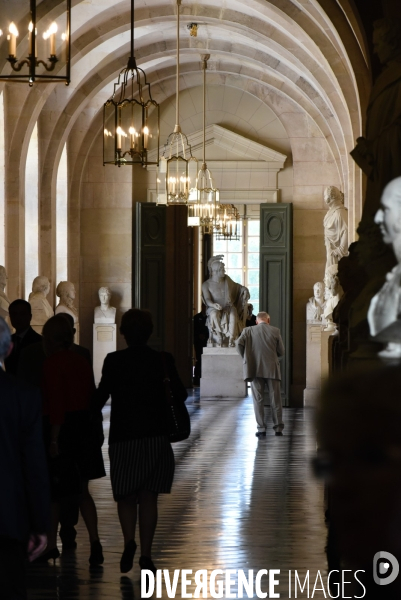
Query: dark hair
[
  {"left": 9, "top": 299, "right": 31, "bottom": 313},
  {"left": 120, "top": 309, "right": 153, "bottom": 345},
  {"left": 55, "top": 312, "right": 75, "bottom": 330},
  {"left": 42, "top": 315, "right": 74, "bottom": 349}
]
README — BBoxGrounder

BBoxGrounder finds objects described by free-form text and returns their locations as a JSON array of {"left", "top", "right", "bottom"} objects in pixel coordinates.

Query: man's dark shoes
[
  {"left": 89, "top": 540, "right": 104, "bottom": 566},
  {"left": 255, "top": 431, "right": 266, "bottom": 438},
  {"left": 120, "top": 540, "right": 137, "bottom": 573},
  {"left": 275, "top": 431, "right": 283, "bottom": 436}
]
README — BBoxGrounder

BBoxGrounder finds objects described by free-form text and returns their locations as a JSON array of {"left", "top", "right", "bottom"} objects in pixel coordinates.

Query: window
[
  {"left": 213, "top": 219, "right": 260, "bottom": 314},
  {"left": 25, "top": 123, "right": 39, "bottom": 299},
  {"left": 56, "top": 144, "right": 68, "bottom": 283},
  {"left": 0, "top": 91, "right": 4, "bottom": 265}
]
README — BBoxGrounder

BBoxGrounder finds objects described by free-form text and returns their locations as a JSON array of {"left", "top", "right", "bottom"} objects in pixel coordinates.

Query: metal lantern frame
[
  {"left": 157, "top": 0, "right": 197, "bottom": 206},
  {"left": 188, "top": 54, "right": 220, "bottom": 229},
  {"left": 103, "top": 0, "right": 159, "bottom": 167},
  {"left": 214, "top": 204, "right": 241, "bottom": 241},
  {"left": 0, "top": 0, "right": 71, "bottom": 85}
]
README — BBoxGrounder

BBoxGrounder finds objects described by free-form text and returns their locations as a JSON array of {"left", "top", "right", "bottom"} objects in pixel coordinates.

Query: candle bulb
[
  {"left": 116, "top": 126, "right": 123, "bottom": 150},
  {"left": 49, "top": 22, "right": 58, "bottom": 55},
  {"left": 28, "top": 22, "right": 33, "bottom": 55},
  {"left": 8, "top": 22, "right": 18, "bottom": 57},
  {"left": 143, "top": 126, "right": 149, "bottom": 149},
  {"left": 129, "top": 127, "right": 136, "bottom": 150}
]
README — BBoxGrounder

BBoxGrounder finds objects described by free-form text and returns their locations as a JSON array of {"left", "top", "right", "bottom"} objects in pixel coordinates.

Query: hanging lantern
[
  {"left": 214, "top": 204, "right": 241, "bottom": 241},
  {"left": 103, "top": 0, "right": 159, "bottom": 167},
  {"left": 0, "top": 0, "right": 71, "bottom": 85},
  {"left": 157, "top": 0, "right": 197, "bottom": 205},
  {"left": 187, "top": 54, "right": 220, "bottom": 229}
]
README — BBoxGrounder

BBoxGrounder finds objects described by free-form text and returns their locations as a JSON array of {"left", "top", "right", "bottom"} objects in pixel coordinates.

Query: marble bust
[
  {"left": 323, "top": 186, "right": 348, "bottom": 287},
  {"left": 324, "top": 275, "right": 342, "bottom": 332},
  {"left": 201, "top": 255, "right": 250, "bottom": 347},
  {"left": 94, "top": 287, "right": 116, "bottom": 323},
  {"left": 306, "top": 282, "right": 326, "bottom": 323},
  {"left": 0, "top": 265, "right": 10, "bottom": 321},
  {"left": 55, "top": 281, "right": 78, "bottom": 323},
  {"left": 29, "top": 276, "right": 54, "bottom": 332},
  {"left": 368, "top": 177, "right": 401, "bottom": 357}
]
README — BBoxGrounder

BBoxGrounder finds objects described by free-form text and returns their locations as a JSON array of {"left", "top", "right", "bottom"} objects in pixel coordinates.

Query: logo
[{"left": 373, "top": 552, "right": 399, "bottom": 586}]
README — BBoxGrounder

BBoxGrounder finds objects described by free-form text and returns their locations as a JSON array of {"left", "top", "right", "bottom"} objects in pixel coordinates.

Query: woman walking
[
  {"left": 95, "top": 309, "right": 187, "bottom": 574},
  {"left": 39, "top": 316, "right": 105, "bottom": 565}
]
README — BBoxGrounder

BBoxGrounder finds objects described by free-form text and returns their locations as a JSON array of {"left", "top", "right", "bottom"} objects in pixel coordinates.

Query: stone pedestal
[
  {"left": 200, "top": 347, "right": 247, "bottom": 398},
  {"left": 304, "top": 324, "right": 331, "bottom": 407},
  {"left": 93, "top": 323, "right": 117, "bottom": 386}
]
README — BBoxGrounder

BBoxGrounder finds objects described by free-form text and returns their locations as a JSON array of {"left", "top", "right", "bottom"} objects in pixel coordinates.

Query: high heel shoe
[
  {"left": 33, "top": 547, "right": 60, "bottom": 564},
  {"left": 89, "top": 540, "right": 104, "bottom": 566},
  {"left": 120, "top": 540, "right": 137, "bottom": 573},
  {"left": 139, "top": 555, "right": 156, "bottom": 575}
]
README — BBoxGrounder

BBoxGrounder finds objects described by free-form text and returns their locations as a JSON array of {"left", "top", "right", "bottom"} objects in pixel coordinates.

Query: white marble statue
[
  {"left": 368, "top": 177, "right": 401, "bottom": 358},
  {"left": 0, "top": 265, "right": 10, "bottom": 321},
  {"left": 306, "top": 282, "right": 326, "bottom": 323},
  {"left": 94, "top": 286, "right": 116, "bottom": 323},
  {"left": 202, "top": 255, "right": 250, "bottom": 347},
  {"left": 29, "top": 276, "right": 54, "bottom": 333},
  {"left": 324, "top": 274, "right": 342, "bottom": 332},
  {"left": 323, "top": 186, "right": 348, "bottom": 287},
  {"left": 55, "top": 281, "right": 78, "bottom": 323}
]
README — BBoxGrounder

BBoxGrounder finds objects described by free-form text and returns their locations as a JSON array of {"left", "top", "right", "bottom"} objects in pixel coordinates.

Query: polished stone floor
[{"left": 27, "top": 392, "right": 327, "bottom": 599}]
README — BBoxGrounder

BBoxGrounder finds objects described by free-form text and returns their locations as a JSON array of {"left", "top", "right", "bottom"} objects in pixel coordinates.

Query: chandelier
[
  {"left": 156, "top": 0, "right": 197, "bottom": 205},
  {"left": 188, "top": 54, "right": 219, "bottom": 231},
  {"left": 214, "top": 204, "right": 241, "bottom": 241},
  {"left": 103, "top": 0, "right": 159, "bottom": 167},
  {"left": 0, "top": 0, "right": 71, "bottom": 85}
]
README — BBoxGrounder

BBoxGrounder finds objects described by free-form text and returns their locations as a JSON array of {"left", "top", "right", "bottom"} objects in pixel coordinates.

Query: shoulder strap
[{"left": 161, "top": 352, "right": 174, "bottom": 405}]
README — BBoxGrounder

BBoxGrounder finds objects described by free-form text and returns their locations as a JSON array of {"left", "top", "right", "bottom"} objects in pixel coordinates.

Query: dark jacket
[
  {"left": 4, "top": 327, "right": 42, "bottom": 376},
  {"left": 95, "top": 345, "right": 187, "bottom": 444},
  {"left": 0, "top": 369, "right": 50, "bottom": 541},
  {"left": 18, "top": 341, "right": 91, "bottom": 387}
]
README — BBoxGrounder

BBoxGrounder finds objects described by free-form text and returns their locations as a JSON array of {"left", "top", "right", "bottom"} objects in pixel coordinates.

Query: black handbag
[{"left": 161, "top": 352, "right": 191, "bottom": 443}]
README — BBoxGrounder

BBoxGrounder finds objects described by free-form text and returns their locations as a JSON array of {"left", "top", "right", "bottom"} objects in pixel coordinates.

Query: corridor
[{"left": 27, "top": 394, "right": 327, "bottom": 599}]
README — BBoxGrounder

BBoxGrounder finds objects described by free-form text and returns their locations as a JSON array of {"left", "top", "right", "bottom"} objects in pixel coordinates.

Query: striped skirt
[{"left": 109, "top": 436, "right": 175, "bottom": 501}]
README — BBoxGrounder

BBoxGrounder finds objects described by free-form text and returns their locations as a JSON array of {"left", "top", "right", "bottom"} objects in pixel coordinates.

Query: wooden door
[{"left": 260, "top": 203, "right": 293, "bottom": 404}]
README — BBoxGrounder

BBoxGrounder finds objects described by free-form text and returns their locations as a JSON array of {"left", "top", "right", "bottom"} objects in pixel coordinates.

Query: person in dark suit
[
  {"left": 193, "top": 304, "right": 209, "bottom": 386},
  {"left": 95, "top": 309, "right": 187, "bottom": 575},
  {"left": 18, "top": 312, "right": 91, "bottom": 386},
  {"left": 4, "top": 299, "right": 42, "bottom": 375},
  {"left": 17, "top": 313, "right": 94, "bottom": 551},
  {"left": 246, "top": 303, "right": 257, "bottom": 327},
  {"left": 0, "top": 316, "right": 50, "bottom": 599}
]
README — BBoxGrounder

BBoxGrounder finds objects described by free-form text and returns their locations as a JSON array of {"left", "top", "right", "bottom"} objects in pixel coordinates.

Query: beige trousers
[{"left": 250, "top": 377, "right": 284, "bottom": 433}]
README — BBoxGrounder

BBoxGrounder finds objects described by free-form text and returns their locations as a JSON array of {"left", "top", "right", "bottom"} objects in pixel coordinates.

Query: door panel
[
  {"left": 135, "top": 203, "right": 166, "bottom": 351},
  {"left": 260, "top": 203, "right": 293, "bottom": 404}
]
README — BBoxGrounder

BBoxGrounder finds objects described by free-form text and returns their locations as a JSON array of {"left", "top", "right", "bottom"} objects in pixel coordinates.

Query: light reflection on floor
[{"left": 27, "top": 393, "right": 327, "bottom": 599}]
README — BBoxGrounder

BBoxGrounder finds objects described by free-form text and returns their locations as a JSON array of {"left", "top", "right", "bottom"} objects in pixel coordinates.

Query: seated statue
[
  {"left": 201, "top": 255, "right": 250, "bottom": 347},
  {"left": 29, "top": 276, "right": 54, "bottom": 333},
  {"left": 306, "top": 282, "right": 326, "bottom": 323},
  {"left": 94, "top": 287, "right": 116, "bottom": 323}
]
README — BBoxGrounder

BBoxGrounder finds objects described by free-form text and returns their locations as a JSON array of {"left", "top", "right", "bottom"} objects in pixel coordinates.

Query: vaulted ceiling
[{"left": 0, "top": 0, "right": 371, "bottom": 236}]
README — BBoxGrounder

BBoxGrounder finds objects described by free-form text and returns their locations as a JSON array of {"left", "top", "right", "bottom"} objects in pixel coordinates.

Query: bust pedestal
[
  {"left": 200, "top": 347, "right": 247, "bottom": 398},
  {"left": 304, "top": 324, "right": 331, "bottom": 407},
  {"left": 93, "top": 323, "right": 117, "bottom": 386}
]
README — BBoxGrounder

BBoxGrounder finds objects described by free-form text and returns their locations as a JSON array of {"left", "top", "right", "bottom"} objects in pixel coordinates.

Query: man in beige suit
[{"left": 236, "top": 312, "right": 285, "bottom": 437}]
